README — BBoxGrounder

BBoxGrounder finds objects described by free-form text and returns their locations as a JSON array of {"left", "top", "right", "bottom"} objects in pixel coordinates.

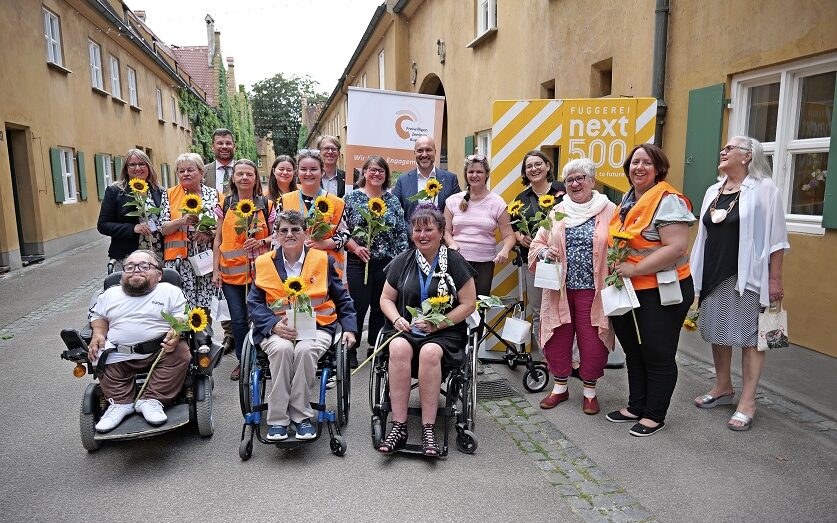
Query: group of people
[{"left": 92, "top": 127, "right": 787, "bottom": 448}]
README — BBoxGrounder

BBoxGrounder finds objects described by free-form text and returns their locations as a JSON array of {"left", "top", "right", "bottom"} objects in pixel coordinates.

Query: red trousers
[{"left": 542, "top": 289, "right": 608, "bottom": 382}]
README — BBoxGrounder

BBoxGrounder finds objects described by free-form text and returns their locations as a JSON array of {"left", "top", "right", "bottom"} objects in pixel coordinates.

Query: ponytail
[{"left": 460, "top": 187, "right": 471, "bottom": 212}]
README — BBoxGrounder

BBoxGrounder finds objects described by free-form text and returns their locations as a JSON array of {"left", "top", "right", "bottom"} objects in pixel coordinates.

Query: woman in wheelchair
[
  {"left": 378, "top": 206, "right": 477, "bottom": 457},
  {"left": 247, "top": 211, "right": 357, "bottom": 441}
]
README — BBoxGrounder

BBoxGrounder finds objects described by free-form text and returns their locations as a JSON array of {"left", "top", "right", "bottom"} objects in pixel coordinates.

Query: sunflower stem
[
  {"left": 351, "top": 330, "right": 402, "bottom": 376},
  {"left": 631, "top": 309, "right": 642, "bottom": 344},
  {"left": 133, "top": 346, "right": 166, "bottom": 406}
]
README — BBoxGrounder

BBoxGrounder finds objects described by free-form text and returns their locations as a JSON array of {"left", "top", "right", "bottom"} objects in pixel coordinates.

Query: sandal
[
  {"left": 378, "top": 421, "right": 408, "bottom": 453},
  {"left": 728, "top": 411, "right": 753, "bottom": 431},
  {"left": 695, "top": 392, "right": 734, "bottom": 409},
  {"left": 422, "top": 423, "right": 440, "bottom": 457}
]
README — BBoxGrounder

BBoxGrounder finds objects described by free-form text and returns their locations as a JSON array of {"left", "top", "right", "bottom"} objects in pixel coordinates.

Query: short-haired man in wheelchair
[
  {"left": 248, "top": 211, "right": 357, "bottom": 441},
  {"left": 88, "top": 250, "right": 191, "bottom": 432}
]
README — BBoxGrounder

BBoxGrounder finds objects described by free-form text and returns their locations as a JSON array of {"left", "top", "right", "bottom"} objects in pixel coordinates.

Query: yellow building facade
[
  {"left": 0, "top": 0, "right": 209, "bottom": 269},
  {"left": 309, "top": 0, "right": 837, "bottom": 357}
]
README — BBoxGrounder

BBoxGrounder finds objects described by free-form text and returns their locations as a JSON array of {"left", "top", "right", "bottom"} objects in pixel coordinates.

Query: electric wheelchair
[
  {"left": 60, "top": 268, "right": 224, "bottom": 452},
  {"left": 237, "top": 327, "right": 350, "bottom": 460},
  {"left": 367, "top": 313, "right": 479, "bottom": 456}
]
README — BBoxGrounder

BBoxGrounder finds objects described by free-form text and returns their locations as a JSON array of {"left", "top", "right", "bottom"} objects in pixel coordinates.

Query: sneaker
[
  {"left": 95, "top": 399, "right": 134, "bottom": 432},
  {"left": 266, "top": 425, "right": 288, "bottom": 441},
  {"left": 135, "top": 398, "right": 167, "bottom": 425},
  {"left": 294, "top": 419, "right": 317, "bottom": 440}
]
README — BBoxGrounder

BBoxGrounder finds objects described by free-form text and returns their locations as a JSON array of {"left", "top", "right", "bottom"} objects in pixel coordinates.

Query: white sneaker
[
  {"left": 135, "top": 398, "right": 167, "bottom": 425},
  {"left": 95, "top": 399, "right": 134, "bottom": 432}
]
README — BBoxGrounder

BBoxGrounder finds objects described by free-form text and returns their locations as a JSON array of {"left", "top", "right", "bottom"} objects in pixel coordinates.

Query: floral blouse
[{"left": 343, "top": 190, "right": 408, "bottom": 260}]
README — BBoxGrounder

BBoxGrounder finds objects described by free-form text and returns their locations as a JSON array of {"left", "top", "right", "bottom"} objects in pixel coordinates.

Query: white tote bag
[
  {"left": 601, "top": 277, "right": 640, "bottom": 317},
  {"left": 287, "top": 310, "right": 317, "bottom": 341},
  {"left": 210, "top": 296, "right": 231, "bottom": 322},
  {"left": 188, "top": 249, "right": 214, "bottom": 276},
  {"left": 757, "top": 301, "right": 789, "bottom": 351},
  {"left": 501, "top": 313, "right": 532, "bottom": 345},
  {"left": 534, "top": 260, "right": 563, "bottom": 291}
]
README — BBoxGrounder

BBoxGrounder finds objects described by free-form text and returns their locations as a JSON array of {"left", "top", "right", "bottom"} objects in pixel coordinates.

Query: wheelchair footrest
[
  {"left": 406, "top": 406, "right": 456, "bottom": 417},
  {"left": 253, "top": 403, "right": 268, "bottom": 412}
]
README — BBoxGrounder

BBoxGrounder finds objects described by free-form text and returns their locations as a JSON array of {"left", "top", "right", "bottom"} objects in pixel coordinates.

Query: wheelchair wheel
[
  {"left": 523, "top": 363, "right": 550, "bottom": 393},
  {"left": 79, "top": 401, "right": 102, "bottom": 452},
  {"left": 336, "top": 342, "right": 350, "bottom": 427},
  {"left": 195, "top": 375, "right": 214, "bottom": 437},
  {"left": 330, "top": 434, "right": 347, "bottom": 457},
  {"left": 371, "top": 415, "right": 384, "bottom": 448},
  {"left": 239, "top": 438, "right": 253, "bottom": 461},
  {"left": 239, "top": 334, "right": 256, "bottom": 416},
  {"left": 456, "top": 429, "right": 478, "bottom": 454}
]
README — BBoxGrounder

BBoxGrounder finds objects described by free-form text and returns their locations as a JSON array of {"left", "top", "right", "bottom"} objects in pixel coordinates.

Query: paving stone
[
  {"left": 608, "top": 493, "right": 635, "bottom": 507},
  {"left": 522, "top": 406, "right": 538, "bottom": 415},
  {"left": 528, "top": 451, "right": 549, "bottom": 461},
  {"left": 622, "top": 507, "right": 653, "bottom": 521},
  {"left": 495, "top": 399, "right": 511, "bottom": 406},
  {"left": 567, "top": 496, "right": 593, "bottom": 509},
  {"left": 536, "top": 460, "right": 558, "bottom": 472},
  {"left": 521, "top": 423, "right": 538, "bottom": 433},
  {"left": 557, "top": 484, "right": 580, "bottom": 496},
  {"left": 607, "top": 509, "right": 632, "bottom": 523},
  {"left": 548, "top": 472, "right": 572, "bottom": 485},
  {"left": 518, "top": 441, "right": 537, "bottom": 452},
  {"left": 528, "top": 414, "right": 548, "bottom": 423},
  {"left": 591, "top": 494, "right": 619, "bottom": 510},
  {"left": 599, "top": 480, "right": 623, "bottom": 493},
  {"left": 495, "top": 417, "right": 511, "bottom": 425},
  {"left": 530, "top": 432, "right": 548, "bottom": 442},
  {"left": 564, "top": 469, "right": 585, "bottom": 482},
  {"left": 575, "top": 508, "right": 610, "bottom": 523},
  {"left": 578, "top": 481, "right": 609, "bottom": 496}
]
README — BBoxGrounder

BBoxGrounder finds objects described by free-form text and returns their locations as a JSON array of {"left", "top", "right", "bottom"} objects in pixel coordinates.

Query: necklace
[
  {"left": 532, "top": 183, "right": 550, "bottom": 197},
  {"left": 708, "top": 185, "right": 741, "bottom": 223}
]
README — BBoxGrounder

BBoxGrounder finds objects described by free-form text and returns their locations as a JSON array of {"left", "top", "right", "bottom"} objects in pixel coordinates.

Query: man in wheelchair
[
  {"left": 88, "top": 250, "right": 191, "bottom": 432},
  {"left": 248, "top": 211, "right": 357, "bottom": 442}
]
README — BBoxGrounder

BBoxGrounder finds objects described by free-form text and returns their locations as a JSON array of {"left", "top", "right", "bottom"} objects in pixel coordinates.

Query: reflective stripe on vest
[
  {"left": 254, "top": 249, "right": 337, "bottom": 326},
  {"left": 218, "top": 198, "right": 271, "bottom": 285},
  {"left": 609, "top": 181, "right": 692, "bottom": 291}
]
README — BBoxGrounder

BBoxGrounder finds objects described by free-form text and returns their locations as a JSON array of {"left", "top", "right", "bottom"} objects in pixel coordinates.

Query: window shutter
[
  {"left": 464, "top": 135, "right": 475, "bottom": 156},
  {"left": 682, "top": 84, "right": 725, "bottom": 207},
  {"left": 94, "top": 153, "right": 106, "bottom": 200},
  {"left": 160, "top": 163, "right": 167, "bottom": 188},
  {"left": 113, "top": 156, "right": 124, "bottom": 178},
  {"left": 77, "top": 151, "right": 88, "bottom": 200},
  {"left": 821, "top": 79, "right": 837, "bottom": 229},
  {"left": 49, "top": 147, "right": 65, "bottom": 203}
]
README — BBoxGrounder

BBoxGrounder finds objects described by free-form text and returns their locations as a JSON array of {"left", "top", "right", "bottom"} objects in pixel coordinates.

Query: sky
[{"left": 128, "top": 0, "right": 384, "bottom": 95}]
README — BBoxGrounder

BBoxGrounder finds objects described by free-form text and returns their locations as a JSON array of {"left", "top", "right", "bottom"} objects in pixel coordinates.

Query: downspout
[{"left": 651, "top": 0, "right": 670, "bottom": 147}]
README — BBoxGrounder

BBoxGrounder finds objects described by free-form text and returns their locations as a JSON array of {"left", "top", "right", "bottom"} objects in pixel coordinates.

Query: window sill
[
  {"left": 47, "top": 61, "right": 72, "bottom": 75},
  {"left": 92, "top": 86, "right": 110, "bottom": 97},
  {"left": 787, "top": 220, "right": 826, "bottom": 236},
  {"left": 130, "top": 104, "right": 142, "bottom": 112},
  {"left": 466, "top": 28, "right": 497, "bottom": 49},
  {"left": 158, "top": 119, "right": 166, "bottom": 124},
  {"left": 62, "top": 199, "right": 78, "bottom": 205},
  {"left": 112, "top": 96, "right": 126, "bottom": 105}
]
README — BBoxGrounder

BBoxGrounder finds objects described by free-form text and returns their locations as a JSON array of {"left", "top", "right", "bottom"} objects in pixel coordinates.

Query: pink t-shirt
[{"left": 447, "top": 191, "right": 507, "bottom": 262}]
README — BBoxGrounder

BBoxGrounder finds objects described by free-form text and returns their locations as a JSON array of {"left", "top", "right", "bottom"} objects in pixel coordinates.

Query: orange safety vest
[
  {"left": 163, "top": 185, "right": 217, "bottom": 261},
  {"left": 254, "top": 248, "right": 337, "bottom": 326},
  {"left": 609, "top": 181, "right": 692, "bottom": 291},
  {"left": 281, "top": 190, "right": 345, "bottom": 277},
  {"left": 219, "top": 196, "right": 273, "bottom": 285}
]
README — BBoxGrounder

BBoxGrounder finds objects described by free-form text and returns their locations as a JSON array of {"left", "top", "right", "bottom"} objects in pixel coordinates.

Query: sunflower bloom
[
  {"left": 129, "top": 178, "right": 149, "bottom": 194},
  {"left": 314, "top": 195, "right": 333, "bottom": 216},
  {"left": 611, "top": 230, "right": 635, "bottom": 241},
  {"left": 683, "top": 319, "right": 697, "bottom": 332},
  {"left": 188, "top": 308, "right": 209, "bottom": 332},
  {"left": 183, "top": 194, "right": 203, "bottom": 214},
  {"left": 368, "top": 197, "right": 387, "bottom": 218},
  {"left": 429, "top": 295, "right": 451, "bottom": 306},
  {"left": 425, "top": 179, "right": 442, "bottom": 198},
  {"left": 507, "top": 200, "right": 524, "bottom": 216},
  {"left": 538, "top": 194, "right": 556, "bottom": 209},
  {"left": 285, "top": 277, "right": 306, "bottom": 297},
  {"left": 236, "top": 198, "right": 255, "bottom": 217}
]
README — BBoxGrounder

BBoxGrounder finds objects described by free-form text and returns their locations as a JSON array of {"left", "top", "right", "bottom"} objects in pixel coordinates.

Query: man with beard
[{"left": 88, "top": 250, "right": 191, "bottom": 432}]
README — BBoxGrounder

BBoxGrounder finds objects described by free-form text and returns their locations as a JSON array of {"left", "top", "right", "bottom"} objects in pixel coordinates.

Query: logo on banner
[{"left": 394, "top": 109, "right": 429, "bottom": 143}]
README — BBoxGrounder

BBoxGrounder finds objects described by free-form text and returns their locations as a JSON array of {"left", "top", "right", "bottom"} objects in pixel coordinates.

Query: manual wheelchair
[
  {"left": 367, "top": 313, "right": 479, "bottom": 456},
  {"left": 237, "top": 327, "right": 351, "bottom": 460},
  {"left": 60, "top": 268, "right": 224, "bottom": 452}
]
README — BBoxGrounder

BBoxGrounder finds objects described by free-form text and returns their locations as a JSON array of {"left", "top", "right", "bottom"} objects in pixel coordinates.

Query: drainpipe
[{"left": 651, "top": 0, "right": 670, "bottom": 147}]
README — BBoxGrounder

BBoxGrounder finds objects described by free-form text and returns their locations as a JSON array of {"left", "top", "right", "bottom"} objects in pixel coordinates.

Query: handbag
[
  {"left": 656, "top": 269, "right": 683, "bottom": 306},
  {"left": 210, "top": 296, "right": 231, "bottom": 322},
  {"left": 534, "top": 260, "right": 563, "bottom": 291},
  {"left": 601, "top": 277, "right": 640, "bottom": 317},
  {"left": 188, "top": 249, "right": 214, "bottom": 276},
  {"left": 757, "top": 300, "right": 789, "bottom": 351},
  {"left": 501, "top": 312, "right": 532, "bottom": 345}
]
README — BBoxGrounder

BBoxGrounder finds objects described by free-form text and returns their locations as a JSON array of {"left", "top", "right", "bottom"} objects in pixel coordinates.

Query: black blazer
[
  {"left": 97, "top": 184, "right": 163, "bottom": 260},
  {"left": 321, "top": 168, "right": 346, "bottom": 197}
]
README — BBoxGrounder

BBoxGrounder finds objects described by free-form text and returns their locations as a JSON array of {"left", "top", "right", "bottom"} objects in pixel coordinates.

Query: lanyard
[
  {"left": 299, "top": 189, "right": 323, "bottom": 217},
  {"left": 417, "top": 256, "right": 438, "bottom": 302}
]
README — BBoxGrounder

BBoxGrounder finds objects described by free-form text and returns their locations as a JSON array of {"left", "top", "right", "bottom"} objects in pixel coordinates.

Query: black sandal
[
  {"left": 378, "top": 421, "right": 408, "bottom": 454},
  {"left": 422, "top": 423, "right": 440, "bottom": 457}
]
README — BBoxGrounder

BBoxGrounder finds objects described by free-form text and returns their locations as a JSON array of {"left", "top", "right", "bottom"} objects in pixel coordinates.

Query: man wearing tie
[{"left": 203, "top": 128, "right": 236, "bottom": 354}]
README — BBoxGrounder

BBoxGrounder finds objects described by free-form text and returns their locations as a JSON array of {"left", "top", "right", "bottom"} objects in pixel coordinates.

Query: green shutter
[
  {"left": 114, "top": 156, "right": 125, "bottom": 178},
  {"left": 682, "top": 84, "right": 725, "bottom": 207},
  {"left": 49, "top": 147, "right": 65, "bottom": 203},
  {"left": 464, "top": 135, "right": 475, "bottom": 156},
  {"left": 822, "top": 78, "right": 837, "bottom": 229},
  {"left": 77, "top": 151, "right": 88, "bottom": 200},
  {"left": 95, "top": 153, "right": 106, "bottom": 200},
  {"left": 161, "top": 163, "right": 168, "bottom": 188}
]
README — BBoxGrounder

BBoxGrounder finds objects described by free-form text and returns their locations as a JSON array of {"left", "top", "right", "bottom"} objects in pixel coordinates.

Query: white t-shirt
[{"left": 89, "top": 282, "right": 187, "bottom": 364}]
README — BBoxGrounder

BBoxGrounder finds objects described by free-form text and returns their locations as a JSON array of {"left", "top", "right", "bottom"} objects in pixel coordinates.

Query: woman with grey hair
[
  {"left": 690, "top": 136, "right": 789, "bottom": 431},
  {"left": 529, "top": 158, "right": 616, "bottom": 414}
]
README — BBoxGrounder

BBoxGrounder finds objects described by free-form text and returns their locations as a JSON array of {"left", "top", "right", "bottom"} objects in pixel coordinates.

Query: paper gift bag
[
  {"left": 601, "top": 277, "right": 640, "bottom": 317},
  {"left": 210, "top": 296, "right": 231, "bottom": 322},
  {"left": 501, "top": 315, "right": 532, "bottom": 345},
  {"left": 534, "top": 260, "right": 562, "bottom": 291},
  {"left": 656, "top": 269, "right": 683, "bottom": 306},
  {"left": 188, "top": 249, "right": 214, "bottom": 276},
  {"left": 757, "top": 301, "right": 789, "bottom": 351},
  {"left": 287, "top": 310, "right": 317, "bottom": 341}
]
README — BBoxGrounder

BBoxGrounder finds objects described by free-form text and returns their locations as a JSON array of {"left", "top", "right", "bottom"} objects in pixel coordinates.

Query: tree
[{"left": 251, "top": 73, "right": 327, "bottom": 156}]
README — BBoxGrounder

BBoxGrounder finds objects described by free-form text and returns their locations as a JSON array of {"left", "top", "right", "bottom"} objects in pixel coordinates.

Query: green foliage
[
  {"left": 251, "top": 73, "right": 327, "bottom": 156},
  {"left": 297, "top": 124, "right": 309, "bottom": 151}
]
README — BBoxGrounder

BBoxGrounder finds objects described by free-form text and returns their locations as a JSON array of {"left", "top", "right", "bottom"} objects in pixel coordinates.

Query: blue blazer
[
  {"left": 393, "top": 168, "right": 461, "bottom": 226},
  {"left": 247, "top": 247, "right": 358, "bottom": 345}
]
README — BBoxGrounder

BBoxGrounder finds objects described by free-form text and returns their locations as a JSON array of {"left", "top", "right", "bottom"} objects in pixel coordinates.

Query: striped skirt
[{"left": 698, "top": 275, "right": 760, "bottom": 347}]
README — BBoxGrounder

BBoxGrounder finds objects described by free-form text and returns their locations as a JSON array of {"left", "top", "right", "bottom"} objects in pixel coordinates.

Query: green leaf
[
  {"left": 405, "top": 305, "right": 418, "bottom": 321},
  {"left": 123, "top": 210, "right": 143, "bottom": 217}
]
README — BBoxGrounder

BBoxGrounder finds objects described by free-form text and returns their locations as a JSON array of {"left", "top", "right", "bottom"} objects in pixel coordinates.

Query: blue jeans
[{"left": 221, "top": 282, "right": 249, "bottom": 361}]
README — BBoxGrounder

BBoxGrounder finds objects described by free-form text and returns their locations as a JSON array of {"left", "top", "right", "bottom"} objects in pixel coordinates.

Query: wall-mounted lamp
[{"left": 436, "top": 39, "right": 446, "bottom": 64}]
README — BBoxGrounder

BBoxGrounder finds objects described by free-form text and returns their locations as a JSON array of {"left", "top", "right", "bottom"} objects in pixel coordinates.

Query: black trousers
[
  {"left": 611, "top": 276, "right": 694, "bottom": 423},
  {"left": 346, "top": 254, "right": 391, "bottom": 351},
  {"left": 468, "top": 260, "right": 495, "bottom": 342}
]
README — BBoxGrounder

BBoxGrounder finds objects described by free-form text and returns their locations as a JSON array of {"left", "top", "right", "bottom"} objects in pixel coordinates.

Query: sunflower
[
  {"left": 236, "top": 198, "right": 255, "bottom": 218},
  {"left": 507, "top": 200, "right": 524, "bottom": 217},
  {"left": 429, "top": 295, "right": 451, "bottom": 306},
  {"left": 683, "top": 319, "right": 697, "bottom": 332},
  {"left": 538, "top": 194, "right": 556, "bottom": 209},
  {"left": 129, "top": 178, "right": 149, "bottom": 194},
  {"left": 611, "top": 230, "right": 635, "bottom": 241},
  {"left": 368, "top": 197, "right": 387, "bottom": 218},
  {"left": 284, "top": 277, "right": 306, "bottom": 297},
  {"left": 314, "top": 195, "right": 333, "bottom": 216},
  {"left": 425, "top": 179, "right": 442, "bottom": 198},
  {"left": 188, "top": 308, "right": 209, "bottom": 332},
  {"left": 183, "top": 194, "right": 203, "bottom": 214}
]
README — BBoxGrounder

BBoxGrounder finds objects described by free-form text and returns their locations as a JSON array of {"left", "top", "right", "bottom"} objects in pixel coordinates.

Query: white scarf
[{"left": 561, "top": 191, "right": 610, "bottom": 228}]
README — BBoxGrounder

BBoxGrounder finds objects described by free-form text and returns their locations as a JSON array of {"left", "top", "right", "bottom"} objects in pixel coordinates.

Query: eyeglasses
[
  {"left": 321, "top": 146, "right": 339, "bottom": 153},
  {"left": 127, "top": 162, "right": 148, "bottom": 169},
  {"left": 277, "top": 227, "right": 304, "bottom": 235},
  {"left": 366, "top": 167, "right": 385, "bottom": 175},
  {"left": 721, "top": 145, "right": 751, "bottom": 153},
  {"left": 466, "top": 154, "right": 486, "bottom": 162},
  {"left": 564, "top": 175, "right": 588, "bottom": 185},
  {"left": 298, "top": 148, "right": 321, "bottom": 157},
  {"left": 123, "top": 262, "right": 160, "bottom": 273},
  {"left": 525, "top": 161, "right": 545, "bottom": 171}
]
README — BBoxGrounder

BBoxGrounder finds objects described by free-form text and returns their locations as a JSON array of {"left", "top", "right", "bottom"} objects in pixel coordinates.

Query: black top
[
  {"left": 700, "top": 191, "right": 740, "bottom": 302},
  {"left": 512, "top": 180, "right": 566, "bottom": 261},
  {"left": 97, "top": 184, "right": 163, "bottom": 261}
]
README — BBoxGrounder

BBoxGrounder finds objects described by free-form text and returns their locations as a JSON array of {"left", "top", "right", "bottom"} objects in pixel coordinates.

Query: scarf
[
  {"left": 415, "top": 245, "right": 457, "bottom": 300},
  {"left": 561, "top": 191, "right": 610, "bottom": 228}
]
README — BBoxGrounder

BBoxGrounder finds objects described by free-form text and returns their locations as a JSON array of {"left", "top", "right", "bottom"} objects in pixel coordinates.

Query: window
[
  {"left": 356, "top": 74, "right": 367, "bottom": 88},
  {"left": 171, "top": 96, "right": 178, "bottom": 125},
  {"left": 156, "top": 88, "right": 164, "bottom": 121},
  {"left": 43, "top": 8, "right": 63, "bottom": 66},
  {"left": 127, "top": 67, "right": 138, "bottom": 106},
  {"left": 378, "top": 50, "right": 385, "bottom": 90},
  {"left": 730, "top": 53, "right": 836, "bottom": 233},
  {"left": 476, "top": 0, "right": 497, "bottom": 36},
  {"left": 89, "top": 40, "right": 104, "bottom": 90},
  {"left": 101, "top": 154, "right": 113, "bottom": 186},
  {"left": 109, "top": 55, "right": 121, "bottom": 99},
  {"left": 476, "top": 129, "right": 492, "bottom": 162},
  {"left": 59, "top": 148, "right": 77, "bottom": 203}
]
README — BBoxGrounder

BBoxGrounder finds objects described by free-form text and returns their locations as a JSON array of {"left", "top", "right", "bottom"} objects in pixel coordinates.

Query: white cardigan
[{"left": 690, "top": 175, "right": 790, "bottom": 307}]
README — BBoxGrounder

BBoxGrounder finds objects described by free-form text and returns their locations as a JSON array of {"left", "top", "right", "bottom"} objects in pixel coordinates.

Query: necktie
[{"left": 222, "top": 165, "right": 231, "bottom": 189}]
